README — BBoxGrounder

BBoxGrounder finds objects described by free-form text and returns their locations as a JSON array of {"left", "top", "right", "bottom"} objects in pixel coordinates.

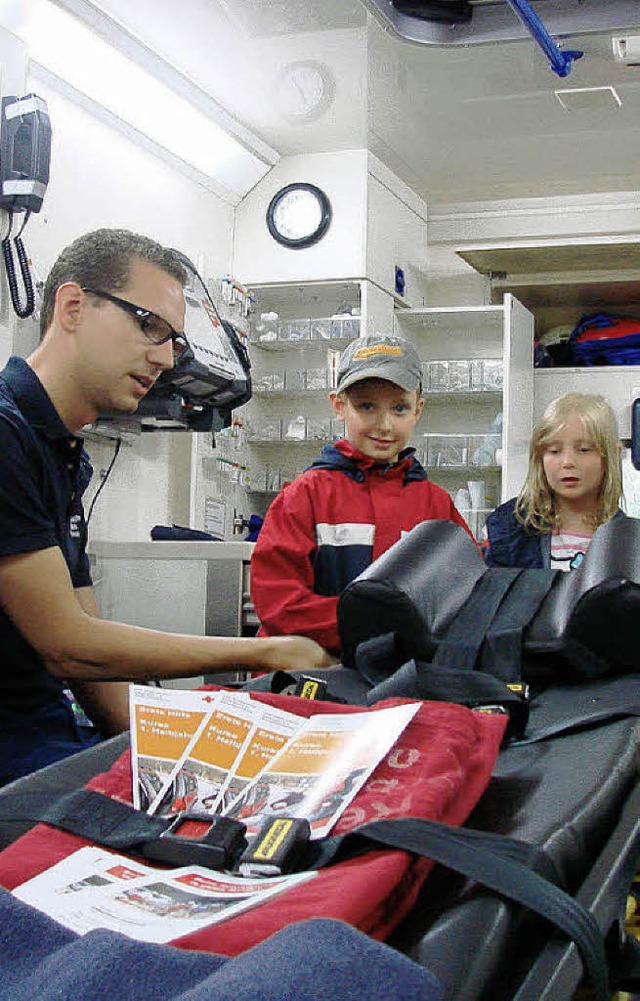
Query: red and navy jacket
[{"left": 250, "top": 439, "right": 472, "bottom": 653}]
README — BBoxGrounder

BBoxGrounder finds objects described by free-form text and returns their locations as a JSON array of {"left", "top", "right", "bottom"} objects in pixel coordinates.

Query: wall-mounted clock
[
  {"left": 275, "top": 60, "right": 334, "bottom": 122},
  {"left": 266, "top": 183, "right": 332, "bottom": 250}
]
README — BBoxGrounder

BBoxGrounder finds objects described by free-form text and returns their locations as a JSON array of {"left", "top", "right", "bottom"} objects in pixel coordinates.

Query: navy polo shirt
[{"left": 0, "top": 356, "right": 93, "bottom": 713}]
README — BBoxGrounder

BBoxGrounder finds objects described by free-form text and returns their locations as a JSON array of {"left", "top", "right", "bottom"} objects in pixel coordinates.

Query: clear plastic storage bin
[
  {"left": 425, "top": 433, "right": 469, "bottom": 467},
  {"left": 427, "top": 361, "right": 450, "bottom": 393},
  {"left": 468, "top": 434, "right": 499, "bottom": 466},
  {"left": 247, "top": 419, "right": 281, "bottom": 442},
  {"left": 447, "top": 360, "right": 470, "bottom": 392},
  {"left": 306, "top": 418, "right": 333, "bottom": 441},
  {"left": 279, "top": 319, "right": 310, "bottom": 342}
]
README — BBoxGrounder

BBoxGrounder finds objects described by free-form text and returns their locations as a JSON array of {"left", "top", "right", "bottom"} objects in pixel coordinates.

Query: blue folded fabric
[
  {"left": 0, "top": 889, "right": 444, "bottom": 1001},
  {"left": 150, "top": 525, "right": 222, "bottom": 541}
]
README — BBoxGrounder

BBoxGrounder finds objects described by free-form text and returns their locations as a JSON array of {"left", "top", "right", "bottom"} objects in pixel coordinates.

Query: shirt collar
[{"left": 1, "top": 356, "right": 81, "bottom": 443}]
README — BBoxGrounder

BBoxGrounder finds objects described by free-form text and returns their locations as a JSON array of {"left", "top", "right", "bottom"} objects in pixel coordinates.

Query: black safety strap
[
  {"left": 479, "top": 569, "right": 560, "bottom": 680},
  {"left": 513, "top": 700, "right": 640, "bottom": 746},
  {"left": 0, "top": 789, "right": 172, "bottom": 849},
  {"left": 0, "top": 791, "right": 609, "bottom": 1000},
  {"left": 303, "top": 816, "right": 609, "bottom": 1001},
  {"left": 432, "top": 568, "right": 523, "bottom": 670},
  {"left": 354, "top": 632, "right": 408, "bottom": 687},
  {"left": 352, "top": 568, "right": 560, "bottom": 736},
  {"left": 361, "top": 659, "right": 530, "bottom": 737}
]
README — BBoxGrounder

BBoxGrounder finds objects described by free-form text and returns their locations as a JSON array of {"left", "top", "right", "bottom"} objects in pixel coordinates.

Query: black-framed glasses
[{"left": 82, "top": 287, "right": 188, "bottom": 359}]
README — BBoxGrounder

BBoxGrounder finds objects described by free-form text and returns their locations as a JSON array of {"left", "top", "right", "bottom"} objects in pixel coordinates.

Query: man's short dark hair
[{"left": 40, "top": 228, "right": 188, "bottom": 337}]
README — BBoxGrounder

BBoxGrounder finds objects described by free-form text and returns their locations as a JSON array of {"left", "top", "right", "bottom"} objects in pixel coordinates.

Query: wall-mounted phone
[{"left": 0, "top": 93, "right": 51, "bottom": 318}]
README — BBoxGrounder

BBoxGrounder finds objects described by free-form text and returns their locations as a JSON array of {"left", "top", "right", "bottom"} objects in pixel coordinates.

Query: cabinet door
[{"left": 502, "top": 293, "right": 534, "bottom": 501}]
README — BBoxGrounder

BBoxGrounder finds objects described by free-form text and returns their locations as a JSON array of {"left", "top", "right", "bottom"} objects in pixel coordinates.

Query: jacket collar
[{"left": 307, "top": 438, "right": 427, "bottom": 484}]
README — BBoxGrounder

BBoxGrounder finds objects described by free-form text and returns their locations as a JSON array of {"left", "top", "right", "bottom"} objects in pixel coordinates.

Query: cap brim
[{"left": 337, "top": 365, "right": 420, "bottom": 393}]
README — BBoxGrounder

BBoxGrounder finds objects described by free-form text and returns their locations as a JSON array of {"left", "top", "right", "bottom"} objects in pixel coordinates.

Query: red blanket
[{"left": 0, "top": 693, "right": 505, "bottom": 956}]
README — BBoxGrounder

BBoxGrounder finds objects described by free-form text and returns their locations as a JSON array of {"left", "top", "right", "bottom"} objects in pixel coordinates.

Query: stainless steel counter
[{"left": 89, "top": 541, "right": 257, "bottom": 686}]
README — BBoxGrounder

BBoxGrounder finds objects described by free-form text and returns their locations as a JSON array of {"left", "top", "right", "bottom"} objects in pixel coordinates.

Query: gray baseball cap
[{"left": 336, "top": 334, "right": 423, "bottom": 394}]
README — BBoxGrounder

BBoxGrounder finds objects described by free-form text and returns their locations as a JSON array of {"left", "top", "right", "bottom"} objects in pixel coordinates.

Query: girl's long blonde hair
[{"left": 515, "top": 392, "right": 623, "bottom": 533}]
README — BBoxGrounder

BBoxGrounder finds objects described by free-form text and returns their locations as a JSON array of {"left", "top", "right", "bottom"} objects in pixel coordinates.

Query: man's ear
[{"left": 54, "top": 282, "right": 85, "bottom": 333}]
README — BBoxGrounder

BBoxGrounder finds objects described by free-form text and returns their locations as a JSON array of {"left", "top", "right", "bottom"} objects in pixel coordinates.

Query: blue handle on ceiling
[{"left": 505, "top": 0, "right": 584, "bottom": 77}]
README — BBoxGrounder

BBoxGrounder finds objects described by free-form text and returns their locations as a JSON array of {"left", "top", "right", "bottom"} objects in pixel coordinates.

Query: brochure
[
  {"left": 129, "top": 685, "right": 222, "bottom": 810},
  {"left": 224, "top": 702, "right": 420, "bottom": 839},
  {"left": 148, "top": 690, "right": 264, "bottom": 817},
  {"left": 214, "top": 703, "right": 303, "bottom": 814},
  {"left": 13, "top": 847, "right": 315, "bottom": 944},
  {"left": 129, "top": 686, "right": 420, "bottom": 845}
]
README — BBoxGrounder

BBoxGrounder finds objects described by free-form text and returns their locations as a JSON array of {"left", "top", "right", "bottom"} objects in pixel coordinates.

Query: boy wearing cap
[{"left": 250, "top": 333, "right": 472, "bottom": 655}]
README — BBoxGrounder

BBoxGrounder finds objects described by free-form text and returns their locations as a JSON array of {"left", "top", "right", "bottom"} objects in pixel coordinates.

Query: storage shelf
[
  {"left": 250, "top": 335, "right": 355, "bottom": 352},
  {"left": 535, "top": 365, "right": 640, "bottom": 377},
  {"left": 395, "top": 293, "right": 534, "bottom": 503},
  {"left": 426, "top": 464, "right": 501, "bottom": 474},
  {"left": 252, "top": 389, "right": 332, "bottom": 399},
  {"left": 246, "top": 438, "right": 337, "bottom": 446},
  {"left": 456, "top": 237, "right": 640, "bottom": 279},
  {"left": 248, "top": 280, "right": 362, "bottom": 316},
  {"left": 398, "top": 305, "right": 504, "bottom": 333},
  {"left": 423, "top": 389, "right": 502, "bottom": 402},
  {"left": 455, "top": 238, "right": 640, "bottom": 336}
]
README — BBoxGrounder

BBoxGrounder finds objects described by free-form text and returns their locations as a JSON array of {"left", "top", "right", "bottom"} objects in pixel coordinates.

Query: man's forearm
[
  {"left": 69, "top": 678, "right": 131, "bottom": 734},
  {"left": 43, "top": 616, "right": 333, "bottom": 681},
  {"left": 0, "top": 547, "right": 336, "bottom": 684}
]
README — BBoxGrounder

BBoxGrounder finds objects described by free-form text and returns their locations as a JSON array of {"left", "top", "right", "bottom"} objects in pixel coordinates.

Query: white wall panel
[
  {"left": 233, "top": 150, "right": 367, "bottom": 284},
  {"left": 0, "top": 34, "right": 235, "bottom": 544}
]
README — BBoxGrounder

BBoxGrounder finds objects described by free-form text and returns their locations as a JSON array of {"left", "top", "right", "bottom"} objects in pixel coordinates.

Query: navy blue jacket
[
  {"left": 484, "top": 498, "right": 550, "bottom": 568},
  {"left": 485, "top": 497, "right": 625, "bottom": 568}
]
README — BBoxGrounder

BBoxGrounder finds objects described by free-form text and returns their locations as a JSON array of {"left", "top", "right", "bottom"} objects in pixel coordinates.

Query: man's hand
[{"left": 261, "top": 635, "right": 339, "bottom": 673}]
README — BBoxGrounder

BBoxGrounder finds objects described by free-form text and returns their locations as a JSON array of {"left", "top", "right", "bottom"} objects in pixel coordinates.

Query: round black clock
[{"left": 266, "top": 183, "right": 332, "bottom": 249}]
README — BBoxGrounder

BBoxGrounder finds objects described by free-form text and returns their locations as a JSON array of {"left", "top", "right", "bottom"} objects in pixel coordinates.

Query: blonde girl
[{"left": 485, "top": 393, "right": 623, "bottom": 570}]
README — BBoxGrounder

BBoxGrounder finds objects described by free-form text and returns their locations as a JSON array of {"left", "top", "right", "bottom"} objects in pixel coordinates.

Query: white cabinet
[
  {"left": 191, "top": 277, "right": 399, "bottom": 528},
  {"left": 455, "top": 237, "right": 640, "bottom": 439},
  {"left": 394, "top": 294, "right": 535, "bottom": 526},
  {"left": 237, "top": 280, "right": 364, "bottom": 513}
]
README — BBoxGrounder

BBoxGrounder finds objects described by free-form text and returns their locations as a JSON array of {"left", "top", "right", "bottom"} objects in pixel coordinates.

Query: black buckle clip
[
  {"left": 238, "top": 816, "right": 311, "bottom": 877},
  {"left": 270, "top": 671, "right": 346, "bottom": 704},
  {"left": 473, "top": 683, "right": 530, "bottom": 741},
  {"left": 505, "top": 682, "right": 531, "bottom": 738},
  {"left": 142, "top": 813, "right": 247, "bottom": 871},
  {"left": 293, "top": 675, "right": 328, "bottom": 700}
]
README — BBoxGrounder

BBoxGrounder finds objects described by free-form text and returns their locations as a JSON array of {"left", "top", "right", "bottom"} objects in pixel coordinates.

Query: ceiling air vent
[{"left": 554, "top": 86, "right": 623, "bottom": 112}]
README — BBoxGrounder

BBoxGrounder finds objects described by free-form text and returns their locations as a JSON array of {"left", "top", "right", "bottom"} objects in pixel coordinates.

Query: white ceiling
[{"left": 81, "top": 0, "right": 640, "bottom": 205}]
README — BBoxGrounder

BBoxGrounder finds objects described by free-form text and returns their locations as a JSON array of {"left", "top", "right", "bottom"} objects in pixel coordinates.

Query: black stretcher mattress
[{"left": 1, "top": 673, "right": 639, "bottom": 1001}]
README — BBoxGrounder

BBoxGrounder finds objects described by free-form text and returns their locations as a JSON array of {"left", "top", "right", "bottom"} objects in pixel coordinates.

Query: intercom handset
[
  {"left": 0, "top": 94, "right": 51, "bottom": 213},
  {"left": 0, "top": 92, "right": 52, "bottom": 318}
]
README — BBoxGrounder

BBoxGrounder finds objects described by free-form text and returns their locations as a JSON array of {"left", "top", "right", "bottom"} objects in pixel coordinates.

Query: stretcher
[
  {"left": 2, "top": 520, "right": 640, "bottom": 998},
  {"left": 1, "top": 672, "right": 639, "bottom": 1000}
]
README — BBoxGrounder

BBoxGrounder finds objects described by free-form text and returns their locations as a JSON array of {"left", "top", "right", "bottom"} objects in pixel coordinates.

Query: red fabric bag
[{"left": 0, "top": 692, "right": 505, "bottom": 955}]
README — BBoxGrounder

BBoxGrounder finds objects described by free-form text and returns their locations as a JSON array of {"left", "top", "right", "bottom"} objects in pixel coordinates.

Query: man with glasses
[{"left": 0, "top": 228, "right": 333, "bottom": 786}]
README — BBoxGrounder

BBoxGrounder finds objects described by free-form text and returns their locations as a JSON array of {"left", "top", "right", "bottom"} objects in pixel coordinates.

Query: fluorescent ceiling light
[{"left": 1, "top": 0, "right": 272, "bottom": 200}]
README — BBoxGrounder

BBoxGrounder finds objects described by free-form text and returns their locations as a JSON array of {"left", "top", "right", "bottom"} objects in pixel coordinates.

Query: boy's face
[{"left": 330, "top": 377, "right": 424, "bottom": 464}]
